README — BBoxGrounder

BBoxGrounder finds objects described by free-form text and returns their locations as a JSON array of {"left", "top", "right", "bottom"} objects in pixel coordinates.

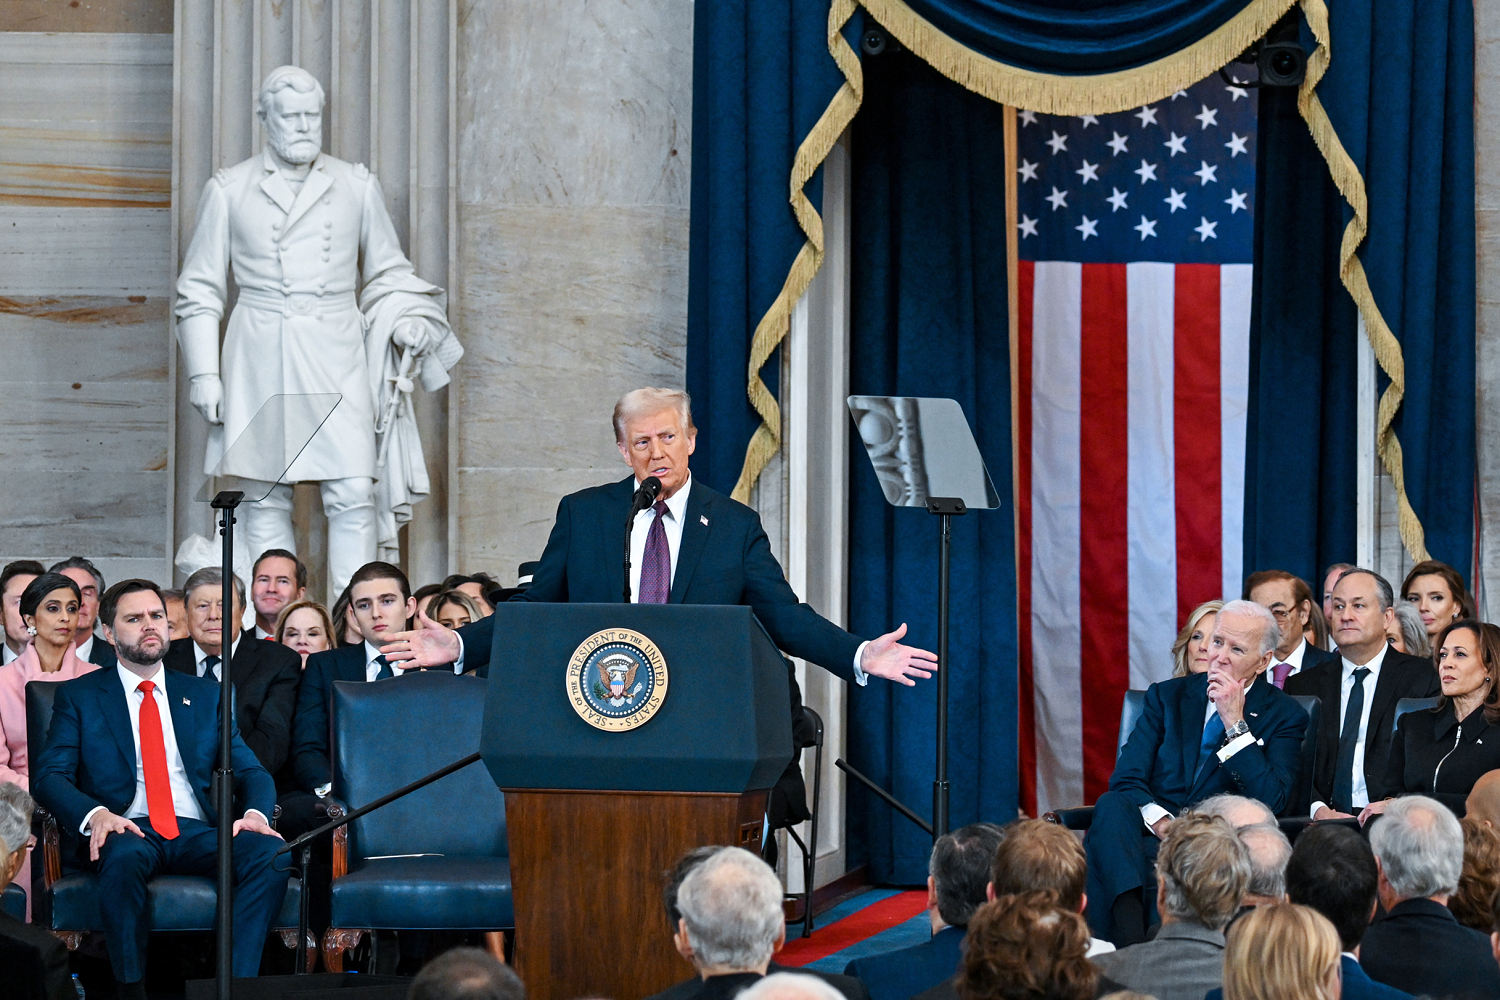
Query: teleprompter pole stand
[
  {"left": 210, "top": 491, "right": 242, "bottom": 1000},
  {"left": 835, "top": 496, "right": 964, "bottom": 843}
]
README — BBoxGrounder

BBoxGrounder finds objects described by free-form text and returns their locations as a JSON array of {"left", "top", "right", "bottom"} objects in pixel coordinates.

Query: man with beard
[
  {"left": 175, "top": 65, "right": 461, "bottom": 600},
  {"left": 32, "top": 580, "right": 288, "bottom": 999}
]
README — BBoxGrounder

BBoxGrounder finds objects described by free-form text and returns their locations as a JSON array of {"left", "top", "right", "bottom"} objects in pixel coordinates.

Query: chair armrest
[
  {"left": 1044, "top": 807, "right": 1095, "bottom": 831},
  {"left": 36, "top": 805, "right": 61, "bottom": 887},
  {"left": 326, "top": 798, "right": 349, "bottom": 879}
]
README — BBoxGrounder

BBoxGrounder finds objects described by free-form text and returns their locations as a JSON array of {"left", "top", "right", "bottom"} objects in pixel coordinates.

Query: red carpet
[{"left": 778, "top": 890, "right": 928, "bottom": 967}]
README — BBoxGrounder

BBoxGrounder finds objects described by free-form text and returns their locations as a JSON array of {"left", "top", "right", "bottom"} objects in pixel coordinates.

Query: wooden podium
[{"left": 480, "top": 603, "right": 794, "bottom": 1000}]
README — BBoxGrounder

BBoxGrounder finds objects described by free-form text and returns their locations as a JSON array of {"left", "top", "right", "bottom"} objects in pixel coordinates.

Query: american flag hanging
[{"left": 1015, "top": 73, "right": 1257, "bottom": 816}]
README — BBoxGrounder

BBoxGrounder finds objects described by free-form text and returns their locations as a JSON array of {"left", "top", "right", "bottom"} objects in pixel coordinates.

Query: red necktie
[
  {"left": 136, "top": 681, "right": 179, "bottom": 839},
  {"left": 638, "top": 500, "right": 671, "bottom": 604}
]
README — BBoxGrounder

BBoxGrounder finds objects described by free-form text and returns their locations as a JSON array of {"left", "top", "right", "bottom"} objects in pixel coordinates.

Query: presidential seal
[{"left": 565, "top": 628, "right": 669, "bottom": 732}]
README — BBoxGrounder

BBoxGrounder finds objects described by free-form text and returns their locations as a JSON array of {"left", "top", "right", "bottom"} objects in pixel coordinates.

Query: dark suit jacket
[
  {"left": 844, "top": 924, "right": 963, "bottom": 1000},
  {"left": 1108, "top": 673, "right": 1308, "bottom": 816},
  {"left": 0, "top": 909, "right": 71, "bottom": 1000},
  {"left": 164, "top": 634, "right": 300, "bottom": 778},
  {"left": 645, "top": 965, "right": 870, "bottom": 1000},
  {"left": 1206, "top": 955, "right": 1412, "bottom": 1000},
  {"left": 1359, "top": 897, "right": 1500, "bottom": 999},
  {"left": 1285, "top": 648, "right": 1440, "bottom": 808},
  {"left": 290, "top": 644, "right": 368, "bottom": 793},
  {"left": 458, "top": 477, "right": 864, "bottom": 680},
  {"left": 85, "top": 635, "right": 117, "bottom": 670},
  {"left": 1385, "top": 703, "right": 1500, "bottom": 817},
  {"left": 32, "top": 665, "right": 275, "bottom": 835},
  {"left": 1299, "top": 642, "right": 1342, "bottom": 675}
]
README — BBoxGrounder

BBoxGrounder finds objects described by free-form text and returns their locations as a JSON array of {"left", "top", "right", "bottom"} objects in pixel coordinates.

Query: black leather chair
[
  {"left": 322, "top": 672, "right": 512, "bottom": 972},
  {"left": 1045, "top": 690, "right": 1145, "bottom": 830},
  {"left": 783, "top": 705, "right": 824, "bottom": 938},
  {"left": 1, "top": 881, "right": 24, "bottom": 920},
  {"left": 25, "top": 678, "right": 311, "bottom": 968},
  {"left": 1393, "top": 695, "right": 1441, "bottom": 734}
]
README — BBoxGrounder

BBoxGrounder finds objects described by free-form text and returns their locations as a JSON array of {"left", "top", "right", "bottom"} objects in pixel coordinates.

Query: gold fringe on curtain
[
  {"left": 856, "top": 0, "right": 1297, "bottom": 115},
  {"left": 733, "top": 0, "right": 865, "bottom": 502},
  {"left": 1293, "top": 0, "right": 1428, "bottom": 561}
]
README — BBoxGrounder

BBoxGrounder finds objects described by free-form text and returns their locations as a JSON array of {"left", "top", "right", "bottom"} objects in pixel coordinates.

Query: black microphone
[{"left": 629, "top": 475, "right": 663, "bottom": 516}]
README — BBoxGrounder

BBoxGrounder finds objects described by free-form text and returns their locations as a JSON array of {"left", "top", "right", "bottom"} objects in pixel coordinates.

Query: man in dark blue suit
[
  {"left": 1084, "top": 599, "right": 1307, "bottom": 946},
  {"left": 32, "top": 580, "right": 288, "bottom": 999},
  {"left": 843, "top": 823, "right": 1003, "bottom": 1000},
  {"left": 382, "top": 387, "right": 937, "bottom": 688}
]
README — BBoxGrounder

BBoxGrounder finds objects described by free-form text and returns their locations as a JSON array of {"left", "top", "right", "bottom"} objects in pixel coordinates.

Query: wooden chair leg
[
  {"left": 321, "top": 927, "right": 364, "bottom": 973},
  {"left": 484, "top": 930, "right": 508, "bottom": 964}
]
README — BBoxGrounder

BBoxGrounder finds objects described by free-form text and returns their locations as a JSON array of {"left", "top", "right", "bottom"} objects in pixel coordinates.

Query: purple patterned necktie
[
  {"left": 638, "top": 499, "right": 672, "bottom": 604},
  {"left": 1271, "top": 662, "right": 1292, "bottom": 689}
]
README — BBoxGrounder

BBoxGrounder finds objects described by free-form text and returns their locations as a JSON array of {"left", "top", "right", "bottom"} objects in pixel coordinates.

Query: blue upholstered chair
[
  {"left": 1, "top": 881, "right": 24, "bottom": 920},
  {"left": 25, "top": 678, "right": 311, "bottom": 969},
  {"left": 321, "top": 671, "right": 512, "bottom": 972}
]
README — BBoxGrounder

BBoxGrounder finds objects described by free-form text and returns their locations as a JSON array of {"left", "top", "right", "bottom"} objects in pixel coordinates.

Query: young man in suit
[
  {"left": 32, "top": 579, "right": 287, "bottom": 999},
  {"left": 1083, "top": 600, "right": 1307, "bottom": 945},
  {"left": 0, "top": 782, "right": 70, "bottom": 1000},
  {"left": 163, "top": 566, "right": 300, "bottom": 777},
  {"left": 381, "top": 387, "right": 937, "bottom": 688},
  {"left": 289, "top": 561, "right": 464, "bottom": 799},
  {"left": 1285, "top": 568, "right": 1440, "bottom": 820}
]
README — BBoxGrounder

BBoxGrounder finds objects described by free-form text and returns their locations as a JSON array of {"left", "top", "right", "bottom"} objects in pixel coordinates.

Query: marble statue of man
[{"left": 175, "top": 66, "right": 461, "bottom": 599}]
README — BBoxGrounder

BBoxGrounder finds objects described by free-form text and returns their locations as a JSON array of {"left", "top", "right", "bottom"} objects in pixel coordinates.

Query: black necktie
[
  {"left": 373, "top": 655, "right": 393, "bottom": 681},
  {"left": 203, "top": 654, "right": 221, "bottom": 680},
  {"left": 1333, "top": 667, "right": 1371, "bottom": 812}
]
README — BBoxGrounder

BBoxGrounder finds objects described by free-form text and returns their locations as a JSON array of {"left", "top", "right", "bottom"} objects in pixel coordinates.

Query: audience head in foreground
[
  {"left": 1450, "top": 816, "right": 1500, "bottom": 932},
  {"left": 928, "top": 822, "right": 1006, "bottom": 931},
  {"left": 738, "top": 973, "right": 846, "bottom": 1000},
  {"left": 1222, "top": 903, "right": 1341, "bottom": 1000},
  {"left": 1369, "top": 794, "right": 1462, "bottom": 906},
  {"left": 675, "top": 846, "right": 785, "bottom": 977},
  {"left": 1191, "top": 794, "right": 1276, "bottom": 830},
  {"left": 1236, "top": 824, "right": 1292, "bottom": 907},
  {"left": 1283, "top": 822, "right": 1379, "bottom": 952},
  {"left": 1157, "top": 813, "right": 1251, "bottom": 931},
  {"left": 407, "top": 946, "right": 525, "bottom": 1000},
  {"left": 0, "top": 780, "right": 33, "bottom": 882},
  {"left": 988, "top": 818, "right": 1085, "bottom": 911},
  {"left": 955, "top": 891, "right": 1096, "bottom": 1000}
]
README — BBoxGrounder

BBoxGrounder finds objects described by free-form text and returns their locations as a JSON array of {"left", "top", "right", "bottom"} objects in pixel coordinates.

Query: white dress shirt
[
  {"left": 191, "top": 634, "right": 241, "bottom": 679},
  {"left": 1308, "top": 643, "right": 1387, "bottom": 816},
  {"left": 1, "top": 643, "right": 18, "bottom": 665},
  {"left": 75, "top": 634, "right": 96, "bottom": 663}
]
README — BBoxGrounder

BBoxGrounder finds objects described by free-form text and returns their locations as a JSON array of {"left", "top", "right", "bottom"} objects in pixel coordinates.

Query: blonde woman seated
[
  {"left": 1222, "top": 903, "right": 1341, "bottom": 1000},
  {"left": 274, "top": 599, "right": 334, "bottom": 669},
  {"left": 429, "top": 588, "right": 483, "bottom": 630},
  {"left": 1170, "top": 600, "right": 1222, "bottom": 678}
]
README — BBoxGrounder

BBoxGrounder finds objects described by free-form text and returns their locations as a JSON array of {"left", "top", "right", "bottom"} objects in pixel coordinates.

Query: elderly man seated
[{"left": 1084, "top": 599, "right": 1307, "bottom": 944}]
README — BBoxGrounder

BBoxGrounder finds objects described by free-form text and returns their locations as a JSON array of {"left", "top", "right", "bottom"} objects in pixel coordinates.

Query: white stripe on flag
[
  {"left": 1126, "top": 263, "right": 1180, "bottom": 690},
  {"left": 1220, "top": 264, "right": 1253, "bottom": 599},
  {"left": 1030, "top": 261, "right": 1084, "bottom": 813}
]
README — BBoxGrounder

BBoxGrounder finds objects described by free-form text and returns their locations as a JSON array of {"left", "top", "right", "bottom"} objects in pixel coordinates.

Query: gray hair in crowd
[
  {"left": 1238, "top": 823, "right": 1293, "bottom": 900},
  {"left": 1217, "top": 599, "right": 1281, "bottom": 658},
  {"left": 1369, "top": 795, "right": 1463, "bottom": 899},
  {"left": 737, "top": 972, "right": 845, "bottom": 1000},
  {"left": 1391, "top": 602, "right": 1431, "bottom": 657},
  {"left": 0, "top": 782, "right": 34, "bottom": 857},
  {"left": 1335, "top": 568, "right": 1395, "bottom": 611},
  {"left": 407, "top": 946, "right": 525, "bottom": 1000},
  {"left": 1191, "top": 794, "right": 1276, "bottom": 829},
  {"left": 182, "top": 565, "right": 246, "bottom": 609},
  {"left": 676, "top": 847, "right": 784, "bottom": 971},
  {"left": 1156, "top": 813, "right": 1251, "bottom": 931}
]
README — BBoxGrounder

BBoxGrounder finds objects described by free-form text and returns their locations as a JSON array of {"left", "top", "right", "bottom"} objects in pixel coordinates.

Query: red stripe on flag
[
  {"left": 1016, "top": 260, "right": 1038, "bottom": 817},
  {"left": 776, "top": 891, "right": 930, "bottom": 966},
  {"left": 1173, "top": 264, "right": 1223, "bottom": 622},
  {"left": 1079, "top": 263, "right": 1130, "bottom": 803}
]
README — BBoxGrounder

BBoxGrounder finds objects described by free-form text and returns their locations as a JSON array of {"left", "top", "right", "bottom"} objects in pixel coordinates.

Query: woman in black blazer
[{"left": 1364, "top": 619, "right": 1500, "bottom": 821}]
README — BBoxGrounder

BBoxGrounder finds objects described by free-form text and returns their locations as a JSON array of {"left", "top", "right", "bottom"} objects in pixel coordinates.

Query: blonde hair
[
  {"left": 273, "top": 600, "right": 335, "bottom": 648},
  {"left": 1223, "top": 903, "right": 1341, "bottom": 1000},
  {"left": 1171, "top": 600, "right": 1224, "bottom": 677},
  {"left": 612, "top": 388, "right": 695, "bottom": 443}
]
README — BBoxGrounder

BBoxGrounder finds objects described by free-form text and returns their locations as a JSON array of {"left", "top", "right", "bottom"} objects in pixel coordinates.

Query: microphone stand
[
  {"left": 210, "top": 491, "right": 242, "bottom": 1000},
  {"left": 621, "top": 477, "right": 662, "bottom": 602}
]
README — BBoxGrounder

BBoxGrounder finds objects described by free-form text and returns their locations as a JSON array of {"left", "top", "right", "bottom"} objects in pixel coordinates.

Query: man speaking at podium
[{"left": 383, "top": 387, "right": 937, "bottom": 687}]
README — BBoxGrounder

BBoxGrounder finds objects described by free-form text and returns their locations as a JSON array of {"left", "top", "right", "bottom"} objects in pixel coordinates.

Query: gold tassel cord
[
  {"left": 857, "top": 0, "right": 1298, "bottom": 116},
  {"left": 1294, "top": 0, "right": 1428, "bottom": 561},
  {"left": 733, "top": 0, "right": 865, "bottom": 502}
]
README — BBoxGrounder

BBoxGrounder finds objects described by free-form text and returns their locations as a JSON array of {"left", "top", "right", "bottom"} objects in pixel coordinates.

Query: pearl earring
[{"left": 24, "top": 625, "right": 35, "bottom": 636}]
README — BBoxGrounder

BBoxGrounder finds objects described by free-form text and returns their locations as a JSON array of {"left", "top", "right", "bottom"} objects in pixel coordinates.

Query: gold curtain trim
[
  {"left": 857, "top": 0, "right": 1298, "bottom": 115},
  {"left": 733, "top": 0, "right": 865, "bottom": 502},
  {"left": 1294, "top": 0, "right": 1428, "bottom": 560}
]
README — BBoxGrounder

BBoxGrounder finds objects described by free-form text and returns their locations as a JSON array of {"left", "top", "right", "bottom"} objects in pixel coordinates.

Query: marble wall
[
  {"left": 1477, "top": 4, "right": 1500, "bottom": 617},
  {"left": 450, "top": 0, "right": 694, "bottom": 579}
]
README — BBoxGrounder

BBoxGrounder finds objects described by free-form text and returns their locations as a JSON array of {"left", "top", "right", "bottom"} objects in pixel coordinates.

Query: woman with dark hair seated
[
  {"left": 948, "top": 891, "right": 1101, "bottom": 1000},
  {"left": 1362, "top": 620, "right": 1500, "bottom": 821},
  {"left": 1402, "top": 560, "right": 1477, "bottom": 647}
]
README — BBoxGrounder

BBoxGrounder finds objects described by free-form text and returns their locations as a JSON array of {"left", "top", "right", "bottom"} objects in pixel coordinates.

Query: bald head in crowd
[
  {"left": 1466, "top": 770, "right": 1500, "bottom": 829},
  {"left": 1191, "top": 794, "right": 1275, "bottom": 830}
]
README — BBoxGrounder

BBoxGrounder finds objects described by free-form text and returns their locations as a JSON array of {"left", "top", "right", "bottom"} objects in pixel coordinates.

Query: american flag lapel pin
[
  {"left": 700, "top": 515, "right": 709, "bottom": 527},
  {"left": 182, "top": 697, "right": 191, "bottom": 706}
]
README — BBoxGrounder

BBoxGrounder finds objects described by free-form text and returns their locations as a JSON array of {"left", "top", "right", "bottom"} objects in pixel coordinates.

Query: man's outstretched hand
[
  {"left": 859, "top": 623, "right": 938, "bottom": 686},
  {"left": 380, "top": 609, "right": 461, "bottom": 668}
]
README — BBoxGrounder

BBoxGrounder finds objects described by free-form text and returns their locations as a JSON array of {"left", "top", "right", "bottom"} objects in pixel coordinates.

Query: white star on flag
[
  {"left": 1107, "top": 132, "right": 1129, "bottom": 156},
  {"left": 1075, "top": 160, "right": 1099, "bottom": 184},
  {"left": 1195, "top": 104, "right": 1219, "bottom": 130},
  {"left": 1225, "top": 189, "right": 1248, "bottom": 213},
  {"left": 1165, "top": 188, "right": 1187, "bottom": 212},
  {"left": 1134, "top": 160, "right": 1159, "bottom": 184},
  {"left": 1046, "top": 187, "right": 1069, "bottom": 211},
  {"left": 1194, "top": 161, "right": 1219, "bottom": 186},
  {"left": 1225, "top": 133, "right": 1248, "bottom": 157},
  {"left": 1075, "top": 216, "right": 1098, "bottom": 240},
  {"left": 1134, "top": 106, "right": 1159, "bottom": 127},
  {"left": 1019, "top": 159, "right": 1039, "bottom": 181},
  {"left": 1019, "top": 215, "right": 1039, "bottom": 237},
  {"left": 1080, "top": 114, "right": 1099, "bottom": 128},
  {"left": 1164, "top": 133, "right": 1187, "bottom": 156},
  {"left": 1019, "top": 109, "right": 1038, "bottom": 126},
  {"left": 1134, "top": 215, "right": 1158, "bottom": 240},
  {"left": 1107, "top": 187, "right": 1129, "bottom": 212},
  {"left": 1047, "top": 131, "right": 1069, "bottom": 154},
  {"left": 1194, "top": 217, "right": 1219, "bottom": 240}
]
